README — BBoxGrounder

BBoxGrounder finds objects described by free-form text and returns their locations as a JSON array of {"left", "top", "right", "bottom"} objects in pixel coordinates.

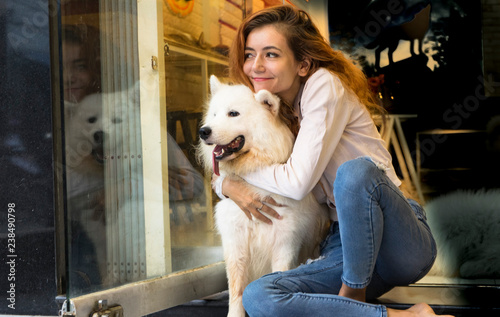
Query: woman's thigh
[
  {"left": 374, "top": 198, "right": 437, "bottom": 285},
  {"left": 334, "top": 157, "right": 436, "bottom": 287}
]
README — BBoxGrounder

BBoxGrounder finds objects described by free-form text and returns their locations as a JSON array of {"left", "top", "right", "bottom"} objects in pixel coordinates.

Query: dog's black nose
[
  {"left": 199, "top": 126, "right": 212, "bottom": 140},
  {"left": 94, "top": 131, "right": 104, "bottom": 144}
]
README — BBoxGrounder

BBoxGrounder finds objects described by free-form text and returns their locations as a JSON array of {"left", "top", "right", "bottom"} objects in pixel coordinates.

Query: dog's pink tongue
[{"left": 212, "top": 151, "right": 220, "bottom": 176}]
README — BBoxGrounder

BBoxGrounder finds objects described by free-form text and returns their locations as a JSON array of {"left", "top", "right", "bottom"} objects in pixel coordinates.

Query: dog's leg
[
  {"left": 272, "top": 250, "right": 296, "bottom": 272},
  {"left": 271, "top": 227, "right": 299, "bottom": 272},
  {"left": 215, "top": 201, "right": 251, "bottom": 317},
  {"left": 224, "top": 233, "right": 251, "bottom": 317}
]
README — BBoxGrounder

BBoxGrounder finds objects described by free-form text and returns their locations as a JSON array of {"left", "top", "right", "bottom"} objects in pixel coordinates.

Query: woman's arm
[
  {"left": 212, "top": 174, "right": 282, "bottom": 224},
  {"left": 244, "top": 70, "right": 353, "bottom": 200}
]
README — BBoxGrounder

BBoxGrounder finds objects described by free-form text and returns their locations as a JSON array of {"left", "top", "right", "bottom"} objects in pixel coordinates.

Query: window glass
[
  {"left": 164, "top": 49, "right": 224, "bottom": 272},
  {"left": 62, "top": 0, "right": 149, "bottom": 296},
  {"left": 60, "top": 0, "right": 281, "bottom": 298},
  {"left": 329, "top": 0, "right": 500, "bottom": 287}
]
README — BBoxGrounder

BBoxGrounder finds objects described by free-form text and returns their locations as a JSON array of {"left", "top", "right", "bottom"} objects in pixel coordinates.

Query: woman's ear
[{"left": 298, "top": 58, "right": 311, "bottom": 77}]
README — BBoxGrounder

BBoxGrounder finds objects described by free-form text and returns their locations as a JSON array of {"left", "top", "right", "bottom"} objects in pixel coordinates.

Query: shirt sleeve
[{"left": 243, "top": 70, "right": 353, "bottom": 200}]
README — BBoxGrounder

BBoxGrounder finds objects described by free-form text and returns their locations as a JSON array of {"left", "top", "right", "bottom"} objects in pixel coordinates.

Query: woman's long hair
[{"left": 229, "top": 5, "right": 384, "bottom": 131}]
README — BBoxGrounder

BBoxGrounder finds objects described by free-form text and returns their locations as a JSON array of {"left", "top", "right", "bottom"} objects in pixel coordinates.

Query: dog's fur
[
  {"left": 426, "top": 189, "right": 500, "bottom": 279},
  {"left": 198, "top": 76, "right": 330, "bottom": 317}
]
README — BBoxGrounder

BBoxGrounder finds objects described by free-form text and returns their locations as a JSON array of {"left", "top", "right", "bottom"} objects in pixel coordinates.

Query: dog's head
[
  {"left": 65, "top": 96, "right": 104, "bottom": 166},
  {"left": 64, "top": 82, "right": 140, "bottom": 168},
  {"left": 198, "top": 75, "right": 294, "bottom": 176}
]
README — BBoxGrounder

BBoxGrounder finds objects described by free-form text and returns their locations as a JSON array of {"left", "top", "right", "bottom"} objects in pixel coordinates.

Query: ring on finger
[{"left": 257, "top": 203, "right": 264, "bottom": 211}]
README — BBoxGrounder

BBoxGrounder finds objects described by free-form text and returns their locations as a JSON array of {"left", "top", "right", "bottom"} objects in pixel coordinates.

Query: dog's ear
[
  {"left": 255, "top": 90, "right": 280, "bottom": 117},
  {"left": 210, "top": 75, "right": 222, "bottom": 95}
]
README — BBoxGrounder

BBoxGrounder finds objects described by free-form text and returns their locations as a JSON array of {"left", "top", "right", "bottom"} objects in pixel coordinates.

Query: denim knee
[
  {"left": 335, "top": 157, "right": 381, "bottom": 191},
  {"left": 242, "top": 279, "right": 257, "bottom": 310},
  {"left": 242, "top": 278, "right": 270, "bottom": 316}
]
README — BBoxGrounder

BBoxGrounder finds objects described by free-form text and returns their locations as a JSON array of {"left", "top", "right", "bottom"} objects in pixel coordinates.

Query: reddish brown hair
[{"left": 229, "top": 5, "right": 384, "bottom": 130}]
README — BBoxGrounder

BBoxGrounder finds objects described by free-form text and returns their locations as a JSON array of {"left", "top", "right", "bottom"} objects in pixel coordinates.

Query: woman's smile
[{"left": 252, "top": 77, "right": 272, "bottom": 82}]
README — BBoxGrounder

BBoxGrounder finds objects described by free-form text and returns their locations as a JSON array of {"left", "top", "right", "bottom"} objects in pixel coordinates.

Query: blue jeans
[{"left": 242, "top": 157, "right": 437, "bottom": 317}]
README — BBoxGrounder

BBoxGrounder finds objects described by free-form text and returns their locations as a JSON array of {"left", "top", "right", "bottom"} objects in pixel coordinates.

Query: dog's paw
[{"left": 227, "top": 304, "right": 246, "bottom": 317}]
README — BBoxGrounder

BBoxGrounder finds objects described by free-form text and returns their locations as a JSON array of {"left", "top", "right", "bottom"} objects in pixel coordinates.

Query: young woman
[{"left": 212, "top": 5, "right": 453, "bottom": 317}]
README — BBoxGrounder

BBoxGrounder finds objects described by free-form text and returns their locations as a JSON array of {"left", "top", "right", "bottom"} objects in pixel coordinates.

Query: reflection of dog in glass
[
  {"left": 64, "top": 96, "right": 105, "bottom": 211},
  {"left": 64, "top": 96, "right": 106, "bottom": 287},
  {"left": 426, "top": 117, "right": 500, "bottom": 279},
  {"left": 198, "top": 76, "right": 330, "bottom": 317},
  {"left": 64, "top": 84, "right": 140, "bottom": 200},
  {"left": 64, "top": 84, "right": 139, "bottom": 286},
  {"left": 426, "top": 189, "right": 500, "bottom": 279}
]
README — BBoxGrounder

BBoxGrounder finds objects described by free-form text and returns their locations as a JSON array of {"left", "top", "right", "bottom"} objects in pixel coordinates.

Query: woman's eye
[
  {"left": 76, "top": 62, "right": 88, "bottom": 70},
  {"left": 228, "top": 111, "right": 240, "bottom": 117},
  {"left": 244, "top": 53, "right": 254, "bottom": 59},
  {"left": 267, "top": 52, "right": 279, "bottom": 58}
]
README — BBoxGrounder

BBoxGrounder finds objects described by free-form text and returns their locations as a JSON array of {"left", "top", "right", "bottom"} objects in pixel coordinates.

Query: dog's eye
[
  {"left": 88, "top": 117, "right": 97, "bottom": 123},
  {"left": 228, "top": 111, "right": 240, "bottom": 117},
  {"left": 112, "top": 117, "right": 123, "bottom": 124}
]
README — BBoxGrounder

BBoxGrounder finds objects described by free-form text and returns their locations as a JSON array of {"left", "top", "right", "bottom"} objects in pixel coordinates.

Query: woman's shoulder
[
  {"left": 307, "top": 68, "right": 342, "bottom": 87},
  {"left": 309, "top": 67, "right": 334, "bottom": 80},
  {"left": 304, "top": 68, "right": 362, "bottom": 109},
  {"left": 303, "top": 68, "right": 344, "bottom": 96}
]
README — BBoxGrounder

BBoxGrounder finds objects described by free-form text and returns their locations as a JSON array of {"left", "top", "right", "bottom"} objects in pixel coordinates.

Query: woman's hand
[{"left": 212, "top": 174, "right": 282, "bottom": 224}]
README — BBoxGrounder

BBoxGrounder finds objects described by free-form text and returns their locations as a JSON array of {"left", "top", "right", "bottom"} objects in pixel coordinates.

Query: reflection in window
[
  {"left": 62, "top": 21, "right": 108, "bottom": 295},
  {"left": 165, "top": 50, "right": 228, "bottom": 272},
  {"left": 61, "top": 0, "right": 247, "bottom": 297},
  {"left": 330, "top": 0, "right": 500, "bottom": 287},
  {"left": 62, "top": 0, "right": 147, "bottom": 295}
]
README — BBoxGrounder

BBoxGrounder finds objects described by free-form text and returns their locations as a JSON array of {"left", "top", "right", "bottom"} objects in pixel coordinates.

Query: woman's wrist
[{"left": 213, "top": 174, "right": 228, "bottom": 199}]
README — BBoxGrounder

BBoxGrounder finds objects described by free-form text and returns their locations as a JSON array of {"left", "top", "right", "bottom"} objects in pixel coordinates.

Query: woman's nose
[
  {"left": 252, "top": 56, "right": 265, "bottom": 72},
  {"left": 63, "top": 68, "right": 75, "bottom": 85}
]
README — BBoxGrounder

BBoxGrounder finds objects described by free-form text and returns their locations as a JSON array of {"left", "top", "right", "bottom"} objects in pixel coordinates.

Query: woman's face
[
  {"left": 243, "top": 24, "right": 309, "bottom": 104},
  {"left": 63, "top": 42, "right": 93, "bottom": 102}
]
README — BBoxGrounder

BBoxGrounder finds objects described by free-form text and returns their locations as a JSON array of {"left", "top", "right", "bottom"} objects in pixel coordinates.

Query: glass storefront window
[
  {"left": 59, "top": 0, "right": 270, "bottom": 302},
  {"left": 164, "top": 47, "right": 227, "bottom": 273},
  {"left": 62, "top": 1, "right": 151, "bottom": 297}
]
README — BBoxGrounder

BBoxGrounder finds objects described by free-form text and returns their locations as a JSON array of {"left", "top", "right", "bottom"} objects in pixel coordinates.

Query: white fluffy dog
[{"left": 198, "top": 76, "right": 330, "bottom": 317}]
